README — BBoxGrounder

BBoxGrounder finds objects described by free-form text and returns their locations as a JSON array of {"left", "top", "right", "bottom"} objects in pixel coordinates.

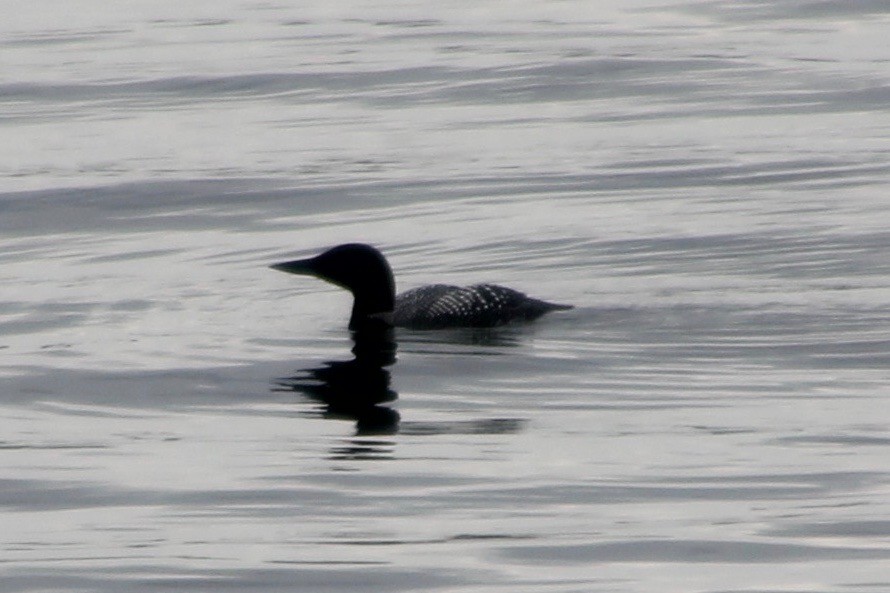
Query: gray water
[{"left": 2, "top": 2, "right": 890, "bottom": 591}]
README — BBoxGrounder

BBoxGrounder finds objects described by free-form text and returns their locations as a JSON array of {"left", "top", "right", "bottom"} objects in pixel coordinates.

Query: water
[{"left": 2, "top": 2, "right": 890, "bottom": 591}]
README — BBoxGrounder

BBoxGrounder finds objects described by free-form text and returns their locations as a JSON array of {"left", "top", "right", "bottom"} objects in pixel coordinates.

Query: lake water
[{"left": 2, "top": 1, "right": 890, "bottom": 591}]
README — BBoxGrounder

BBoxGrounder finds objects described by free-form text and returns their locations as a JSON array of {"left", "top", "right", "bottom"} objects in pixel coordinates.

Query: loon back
[
  {"left": 271, "top": 243, "right": 572, "bottom": 330},
  {"left": 393, "top": 283, "right": 571, "bottom": 329}
]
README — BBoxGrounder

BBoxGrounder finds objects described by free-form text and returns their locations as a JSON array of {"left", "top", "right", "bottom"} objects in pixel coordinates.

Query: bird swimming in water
[{"left": 271, "top": 243, "right": 572, "bottom": 331}]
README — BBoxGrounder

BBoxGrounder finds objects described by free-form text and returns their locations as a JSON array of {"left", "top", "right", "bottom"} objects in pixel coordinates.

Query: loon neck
[
  {"left": 348, "top": 280, "right": 396, "bottom": 331},
  {"left": 349, "top": 305, "right": 394, "bottom": 331}
]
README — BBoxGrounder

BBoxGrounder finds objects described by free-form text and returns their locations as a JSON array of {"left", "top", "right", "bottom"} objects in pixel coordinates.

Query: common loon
[{"left": 271, "top": 243, "right": 572, "bottom": 330}]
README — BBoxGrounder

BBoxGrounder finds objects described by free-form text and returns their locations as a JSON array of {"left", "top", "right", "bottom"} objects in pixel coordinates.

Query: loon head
[{"left": 271, "top": 243, "right": 396, "bottom": 330}]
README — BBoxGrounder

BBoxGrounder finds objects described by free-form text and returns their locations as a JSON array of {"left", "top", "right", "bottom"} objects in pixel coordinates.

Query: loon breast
[{"left": 393, "top": 283, "right": 571, "bottom": 329}]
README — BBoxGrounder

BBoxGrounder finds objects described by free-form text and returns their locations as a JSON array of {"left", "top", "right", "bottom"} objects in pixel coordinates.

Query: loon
[{"left": 271, "top": 243, "right": 572, "bottom": 330}]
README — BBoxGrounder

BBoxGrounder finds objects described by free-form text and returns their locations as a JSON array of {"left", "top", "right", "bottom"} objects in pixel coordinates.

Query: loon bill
[{"left": 271, "top": 243, "right": 572, "bottom": 330}]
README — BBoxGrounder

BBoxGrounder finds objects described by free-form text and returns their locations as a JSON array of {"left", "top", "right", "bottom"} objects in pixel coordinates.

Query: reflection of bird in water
[
  {"left": 271, "top": 243, "right": 572, "bottom": 331},
  {"left": 274, "top": 326, "right": 400, "bottom": 436},
  {"left": 274, "top": 323, "right": 529, "bottom": 443},
  {"left": 275, "top": 359, "right": 400, "bottom": 435}
]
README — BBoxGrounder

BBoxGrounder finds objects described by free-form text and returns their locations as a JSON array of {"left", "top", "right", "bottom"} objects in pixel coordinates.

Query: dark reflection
[
  {"left": 329, "top": 439, "right": 395, "bottom": 461},
  {"left": 400, "top": 418, "right": 526, "bottom": 436},
  {"left": 274, "top": 324, "right": 400, "bottom": 436},
  {"left": 398, "top": 326, "right": 524, "bottom": 351},
  {"left": 274, "top": 324, "right": 531, "bottom": 449}
]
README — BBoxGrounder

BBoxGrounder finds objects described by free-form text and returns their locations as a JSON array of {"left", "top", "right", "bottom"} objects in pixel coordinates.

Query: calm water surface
[{"left": 2, "top": 2, "right": 890, "bottom": 591}]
